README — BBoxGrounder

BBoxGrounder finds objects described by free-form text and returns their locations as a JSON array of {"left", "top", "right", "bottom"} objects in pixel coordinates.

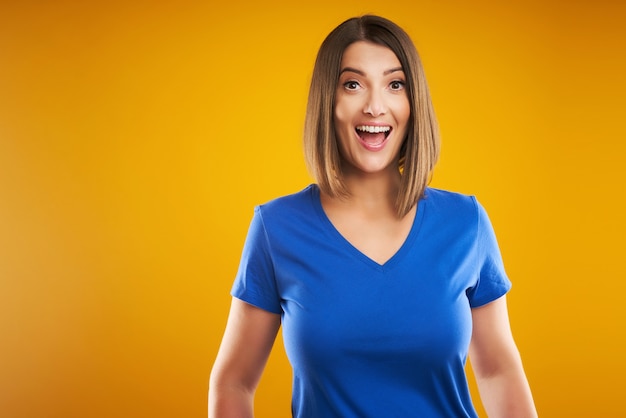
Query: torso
[{"left": 231, "top": 185, "right": 511, "bottom": 417}]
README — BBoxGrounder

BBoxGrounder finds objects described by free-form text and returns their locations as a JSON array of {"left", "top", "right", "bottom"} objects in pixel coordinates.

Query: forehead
[{"left": 340, "top": 41, "right": 403, "bottom": 72}]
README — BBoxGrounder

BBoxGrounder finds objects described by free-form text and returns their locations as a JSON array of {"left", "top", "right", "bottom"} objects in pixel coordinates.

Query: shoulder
[
  {"left": 423, "top": 187, "right": 478, "bottom": 214},
  {"left": 249, "top": 185, "right": 322, "bottom": 245},
  {"left": 423, "top": 188, "right": 497, "bottom": 238},
  {"left": 420, "top": 188, "right": 488, "bottom": 234},
  {"left": 253, "top": 184, "right": 318, "bottom": 228},
  {"left": 257, "top": 184, "right": 316, "bottom": 213}
]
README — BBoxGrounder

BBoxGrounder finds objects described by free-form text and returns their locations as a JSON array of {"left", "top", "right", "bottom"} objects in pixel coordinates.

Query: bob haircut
[{"left": 303, "top": 15, "right": 440, "bottom": 217}]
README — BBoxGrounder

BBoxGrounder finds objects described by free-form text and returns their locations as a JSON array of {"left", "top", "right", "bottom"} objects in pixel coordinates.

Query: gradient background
[{"left": 1, "top": 0, "right": 625, "bottom": 417}]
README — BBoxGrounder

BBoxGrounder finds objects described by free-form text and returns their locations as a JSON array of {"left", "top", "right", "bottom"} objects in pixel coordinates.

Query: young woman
[{"left": 209, "top": 15, "right": 537, "bottom": 418}]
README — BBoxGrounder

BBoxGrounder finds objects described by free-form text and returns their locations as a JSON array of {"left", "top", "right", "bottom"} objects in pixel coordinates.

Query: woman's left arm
[{"left": 469, "top": 296, "right": 538, "bottom": 417}]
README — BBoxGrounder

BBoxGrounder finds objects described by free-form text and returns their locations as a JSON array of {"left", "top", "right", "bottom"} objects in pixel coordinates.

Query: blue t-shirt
[{"left": 231, "top": 185, "right": 511, "bottom": 417}]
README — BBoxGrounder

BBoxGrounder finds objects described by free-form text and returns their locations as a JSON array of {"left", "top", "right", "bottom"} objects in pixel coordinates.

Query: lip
[{"left": 354, "top": 123, "right": 392, "bottom": 152}]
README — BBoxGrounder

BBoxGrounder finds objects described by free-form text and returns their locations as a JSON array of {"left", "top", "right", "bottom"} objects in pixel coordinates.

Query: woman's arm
[
  {"left": 469, "top": 296, "right": 537, "bottom": 417},
  {"left": 209, "top": 298, "right": 281, "bottom": 418}
]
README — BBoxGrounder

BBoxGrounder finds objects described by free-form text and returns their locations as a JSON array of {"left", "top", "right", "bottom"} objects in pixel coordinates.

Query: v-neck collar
[{"left": 309, "top": 184, "right": 426, "bottom": 272}]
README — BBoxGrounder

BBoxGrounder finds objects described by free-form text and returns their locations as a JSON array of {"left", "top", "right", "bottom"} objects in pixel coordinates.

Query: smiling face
[{"left": 334, "top": 41, "right": 410, "bottom": 178}]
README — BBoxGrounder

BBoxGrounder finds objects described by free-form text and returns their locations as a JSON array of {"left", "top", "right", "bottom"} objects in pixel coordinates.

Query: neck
[{"left": 338, "top": 166, "right": 402, "bottom": 216}]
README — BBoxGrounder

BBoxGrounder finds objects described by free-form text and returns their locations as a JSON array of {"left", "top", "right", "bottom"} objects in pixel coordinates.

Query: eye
[
  {"left": 390, "top": 80, "right": 405, "bottom": 91},
  {"left": 343, "top": 80, "right": 361, "bottom": 91}
]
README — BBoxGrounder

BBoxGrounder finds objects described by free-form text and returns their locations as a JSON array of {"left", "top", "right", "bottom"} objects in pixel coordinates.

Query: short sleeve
[
  {"left": 230, "top": 206, "right": 282, "bottom": 314},
  {"left": 466, "top": 198, "right": 512, "bottom": 308}
]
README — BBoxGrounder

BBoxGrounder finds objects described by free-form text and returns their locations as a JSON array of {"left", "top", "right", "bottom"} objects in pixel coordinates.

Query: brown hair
[{"left": 303, "top": 15, "right": 440, "bottom": 217}]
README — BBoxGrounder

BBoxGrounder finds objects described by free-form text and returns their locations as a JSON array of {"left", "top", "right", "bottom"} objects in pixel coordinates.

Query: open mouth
[{"left": 355, "top": 125, "right": 391, "bottom": 150}]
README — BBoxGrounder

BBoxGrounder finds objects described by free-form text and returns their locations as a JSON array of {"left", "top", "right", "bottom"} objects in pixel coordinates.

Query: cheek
[
  {"left": 333, "top": 98, "right": 349, "bottom": 125},
  {"left": 395, "top": 97, "right": 411, "bottom": 125},
  {"left": 333, "top": 100, "right": 354, "bottom": 138}
]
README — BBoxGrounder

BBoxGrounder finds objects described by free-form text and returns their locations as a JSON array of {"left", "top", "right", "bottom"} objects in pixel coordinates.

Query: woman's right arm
[{"left": 209, "top": 297, "right": 281, "bottom": 418}]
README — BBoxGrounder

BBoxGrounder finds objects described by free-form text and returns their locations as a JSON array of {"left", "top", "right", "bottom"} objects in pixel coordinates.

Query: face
[{"left": 334, "top": 41, "right": 410, "bottom": 177}]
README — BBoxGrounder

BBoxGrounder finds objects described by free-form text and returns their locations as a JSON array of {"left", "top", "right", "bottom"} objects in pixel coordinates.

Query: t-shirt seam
[
  {"left": 252, "top": 205, "right": 282, "bottom": 312},
  {"left": 468, "top": 196, "right": 511, "bottom": 308},
  {"left": 471, "top": 195, "right": 481, "bottom": 292},
  {"left": 255, "top": 206, "right": 277, "bottom": 276}
]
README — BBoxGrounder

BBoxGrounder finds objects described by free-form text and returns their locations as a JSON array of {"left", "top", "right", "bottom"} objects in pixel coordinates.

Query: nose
[{"left": 363, "top": 90, "right": 387, "bottom": 117}]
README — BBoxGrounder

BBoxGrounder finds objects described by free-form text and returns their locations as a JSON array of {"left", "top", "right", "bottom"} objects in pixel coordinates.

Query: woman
[{"left": 209, "top": 15, "right": 537, "bottom": 418}]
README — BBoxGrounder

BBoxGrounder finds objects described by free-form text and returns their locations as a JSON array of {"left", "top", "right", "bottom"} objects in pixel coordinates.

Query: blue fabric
[{"left": 231, "top": 185, "right": 511, "bottom": 417}]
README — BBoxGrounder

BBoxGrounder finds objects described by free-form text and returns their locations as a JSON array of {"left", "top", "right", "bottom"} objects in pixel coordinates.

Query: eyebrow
[{"left": 339, "top": 66, "right": 404, "bottom": 76}]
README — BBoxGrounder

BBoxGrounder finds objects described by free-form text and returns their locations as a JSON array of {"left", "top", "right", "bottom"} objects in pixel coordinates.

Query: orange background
[{"left": 1, "top": 0, "right": 625, "bottom": 417}]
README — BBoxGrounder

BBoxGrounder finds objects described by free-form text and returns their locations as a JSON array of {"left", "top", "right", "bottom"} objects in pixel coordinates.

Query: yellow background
[{"left": 1, "top": 0, "right": 625, "bottom": 416}]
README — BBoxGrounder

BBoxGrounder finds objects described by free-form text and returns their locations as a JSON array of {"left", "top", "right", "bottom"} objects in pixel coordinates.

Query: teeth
[{"left": 356, "top": 125, "right": 391, "bottom": 133}]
